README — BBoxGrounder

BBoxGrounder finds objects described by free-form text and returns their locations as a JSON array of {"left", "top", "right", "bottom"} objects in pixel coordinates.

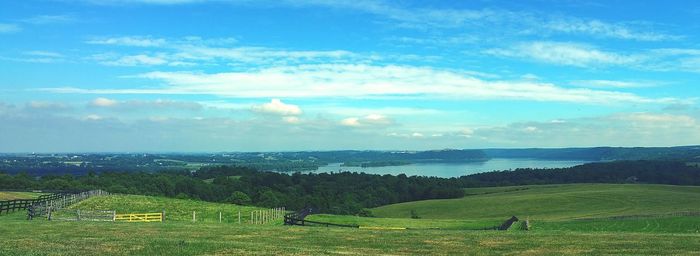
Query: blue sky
[{"left": 1, "top": 0, "right": 699, "bottom": 152}]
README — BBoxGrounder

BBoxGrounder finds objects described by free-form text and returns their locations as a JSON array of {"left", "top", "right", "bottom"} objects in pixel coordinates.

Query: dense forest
[
  {"left": 2, "top": 160, "right": 700, "bottom": 215},
  {"left": 0, "top": 166, "right": 464, "bottom": 215}
]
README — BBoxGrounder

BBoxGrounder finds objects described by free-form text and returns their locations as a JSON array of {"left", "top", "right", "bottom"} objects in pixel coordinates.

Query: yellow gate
[{"left": 114, "top": 212, "right": 163, "bottom": 222}]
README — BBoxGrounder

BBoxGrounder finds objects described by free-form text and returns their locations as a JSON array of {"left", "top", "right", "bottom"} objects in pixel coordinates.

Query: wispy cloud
[
  {"left": 72, "top": 1, "right": 678, "bottom": 41},
  {"left": 87, "top": 36, "right": 167, "bottom": 47},
  {"left": 89, "top": 97, "right": 202, "bottom": 110},
  {"left": 484, "top": 41, "right": 642, "bottom": 67},
  {"left": 85, "top": 36, "right": 356, "bottom": 66},
  {"left": 40, "top": 64, "right": 684, "bottom": 105},
  {"left": 569, "top": 80, "right": 659, "bottom": 88},
  {"left": 545, "top": 18, "right": 680, "bottom": 41},
  {"left": 341, "top": 114, "right": 394, "bottom": 128},
  {"left": 0, "top": 23, "right": 21, "bottom": 33},
  {"left": 0, "top": 51, "right": 66, "bottom": 63},
  {"left": 21, "top": 14, "right": 77, "bottom": 25}
]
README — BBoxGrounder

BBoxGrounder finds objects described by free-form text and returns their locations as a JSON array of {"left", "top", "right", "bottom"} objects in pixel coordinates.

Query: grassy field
[
  {"left": 2, "top": 184, "right": 700, "bottom": 255},
  {"left": 0, "top": 191, "right": 44, "bottom": 200},
  {"left": 58, "top": 194, "right": 272, "bottom": 224},
  {"left": 306, "top": 214, "right": 501, "bottom": 230},
  {"left": 0, "top": 220, "right": 699, "bottom": 255},
  {"left": 536, "top": 216, "right": 700, "bottom": 233},
  {"left": 372, "top": 184, "right": 700, "bottom": 221}
]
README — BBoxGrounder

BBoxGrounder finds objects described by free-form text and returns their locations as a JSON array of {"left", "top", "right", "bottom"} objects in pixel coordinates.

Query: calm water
[{"left": 308, "top": 158, "right": 590, "bottom": 178}]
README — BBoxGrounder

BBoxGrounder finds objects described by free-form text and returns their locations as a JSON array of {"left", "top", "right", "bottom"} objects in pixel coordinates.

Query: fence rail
[
  {"left": 284, "top": 208, "right": 359, "bottom": 228},
  {"left": 28, "top": 190, "right": 109, "bottom": 220},
  {"left": 114, "top": 212, "right": 163, "bottom": 222},
  {"left": 0, "top": 199, "right": 37, "bottom": 215},
  {"left": 52, "top": 210, "right": 116, "bottom": 222}
]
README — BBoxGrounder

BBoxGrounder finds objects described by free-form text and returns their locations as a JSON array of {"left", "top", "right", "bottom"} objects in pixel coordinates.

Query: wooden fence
[
  {"left": 249, "top": 207, "right": 285, "bottom": 224},
  {"left": 0, "top": 199, "right": 37, "bottom": 215},
  {"left": 51, "top": 210, "right": 116, "bottom": 222},
  {"left": 114, "top": 212, "right": 163, "bottom": 222},
  {"left": 0, "top": 192, "right": 70, "bottom": 215},
  {"left": 28, "top": 190, "right": 109, "bottom": 220},
  {"left": 284, "top": 208, "right": 359, "bottom": 228}
]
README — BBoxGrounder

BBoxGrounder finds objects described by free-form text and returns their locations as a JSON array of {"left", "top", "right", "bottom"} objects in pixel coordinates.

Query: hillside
[
  {"left": 1, "top": 221, "right": 699, "bottom": 255},
  {"left": 0, "top": 191, "right": 44, "bottom": 200},
  {"left": 1, "top": 184, "right": 700, "bottom": 255},
  {"left": 371, "top": 184, "right": 700, "bottom": 221},
  {"left": 61, "top": 194, "right": 270, "bottom": 223}
]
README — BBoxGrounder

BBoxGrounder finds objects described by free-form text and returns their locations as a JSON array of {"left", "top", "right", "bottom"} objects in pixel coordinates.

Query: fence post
[
  {"left": 193, "top": 211, "right": 196, "bottom": 222},
  {"left": 77, "top": 209, "right": 81, "bottom": 221},
  {"left": 219, "top": 211, "right": 222, "bottom": 223},
  {"left": 112, "top": 210, "right": 116, "bottom": 222},
  {"left": 162, "top": 210, "right": 166, "bottom": 222},
  {"left": 238, "top": 210, "right": 241, "bottom": 224},
  {"left": 47, "top": 207, "right": 52, "bottom": 221}
]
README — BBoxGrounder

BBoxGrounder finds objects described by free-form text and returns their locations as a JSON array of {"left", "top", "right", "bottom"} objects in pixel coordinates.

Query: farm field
[
  {"left": 2, "top": 184, "right": 700, "bottom": 255},
  {"left": 0, "top": 191, "right": 44, "bottom": 201},
  {"left": 371, "top": 184, "right": 700, "bottom": 221},
  {"left": 0, "top": 220, "right": 699, "bottom": 255},
  {"left": 305, "top": 214, "right": 501, "bottom": 230}
]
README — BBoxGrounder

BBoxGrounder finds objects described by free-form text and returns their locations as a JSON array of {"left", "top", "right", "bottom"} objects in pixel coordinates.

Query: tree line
[{"left": 1, "top": 160, "right": 699, "bottom": 215}]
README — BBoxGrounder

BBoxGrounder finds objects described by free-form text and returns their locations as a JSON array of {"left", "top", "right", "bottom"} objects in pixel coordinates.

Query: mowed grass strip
[
  {"left": 372, "top": 184, "right": 700, "bottom": 221},
  {"left": 536, "top": 216, "right": 700, "bottom": 233},
  {"left": 63, "top": 194, "right": 272, "bottom": 224},
  {"left": 306, "top": 214, "right": 500, "bottom": 230},
  {"left": 0, "top": 191, "right": 45, "bottom": 200},
  {"left": 0, "top": 220, "right": 699, "bottom": 255}
]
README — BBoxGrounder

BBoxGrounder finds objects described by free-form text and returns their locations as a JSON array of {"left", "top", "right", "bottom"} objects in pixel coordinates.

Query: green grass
[
  {"left": 536, "top": 216, "right": 700, "bottom": 233},
  {"left": 0, "top": 220, "right": 699, "bottom": 255},
  {"left": 372, "top": 184, "right": 700, "bottom": 221},
  {"left": 306, "top": 214, "right": 500, "bottom": 230},
  {"left": 2, "top": 184, "right": 700, "bottom": 254},
  {"left": 0, "top": 191, "right": 44, "bottom": 200},
  {"left": 60, "top": 194, "right": 272, "bottom": 224}
]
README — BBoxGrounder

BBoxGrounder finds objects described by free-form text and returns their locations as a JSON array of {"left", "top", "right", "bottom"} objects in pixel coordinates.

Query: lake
[{"left": 307, "top": 158, "right": 590, "bottom": 178}]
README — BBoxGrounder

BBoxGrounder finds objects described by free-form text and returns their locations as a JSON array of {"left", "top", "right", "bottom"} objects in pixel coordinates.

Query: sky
[{"left": 1, "top": 0, "right": 700, "bottom": 152}]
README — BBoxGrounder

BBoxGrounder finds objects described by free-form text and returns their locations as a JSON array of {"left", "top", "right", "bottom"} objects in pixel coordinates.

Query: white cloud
[
  {"left": 283, "top": 116, "right": 301, "bottom": 124},
  {"left": 43, "top": 64, "right": 684, "bottom": 105},
  {"left": 485, "top": 41, "right": 642, "bottom": 67},
  {"left": 0, "top": 23, "right": 21, "bottom": 33},
  {"left": 87, "top": 38, "right": 355, "bottom": 66},
  {"left": 251, "top": 99, "right": 302, "bottom": 116},
  {"left": 87, "top": 36, "right": 167, "bottom": 47},
  {"left": 24, "top": 51, "right": 64, "bottom": 58},
  {"left": 100, "top": 54, "right": 168, "bottom": 66},
  {"left": 21, "top": 15, "right": 76, "bottom": 25},
  {"left": 89, "top": 97, "right": 202, "bottom": 111},
  {"left": 545, "top": 19, "right": 679, "bottom": 41},
  {"left": 570, "top": 80, "right": 657, "bottom": 88},
  {"left": 84, "top": 114, "right": 103, "bottom": 121},
  {"left": 341, "top": 114, "right": 393, "bottom": 127},
  {"left": 462, "top": 112, "right": 700, "bottom": 147},
  {"left": 91, "top": 97, "right": 118, "bottom": 107},
  {"left": 26, "top": 101, "right": 70, "bottom": 110}
]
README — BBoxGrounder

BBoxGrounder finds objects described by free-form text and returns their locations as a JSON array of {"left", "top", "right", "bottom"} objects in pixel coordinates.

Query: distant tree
[
  {"left": 410, "top": 209, "right": 421, "bottom": 219},
  {"left": 258, "top": 190, "right": 281, "bottom": 208},
  {"left": 227, "top": 191, "right": 252, "bottom": 205}
]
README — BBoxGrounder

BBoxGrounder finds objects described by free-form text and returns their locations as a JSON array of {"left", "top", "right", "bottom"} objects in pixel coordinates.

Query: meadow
[
  {"left": 0, "top": 191, "right": 44, "bottom": 200},
  {"left": 0, "top": 219, "right": 699, "bottom": 255},
  {"left": 371, "top": 184, "right": 700, "bottom": 221},
  {"left": 1, "top": 184, "right": 700, "bottom": 255}
]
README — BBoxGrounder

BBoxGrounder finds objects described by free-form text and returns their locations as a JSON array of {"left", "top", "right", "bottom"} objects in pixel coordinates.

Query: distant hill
[
  {"left": 483, "top": 146, "right": 700, "bottom": 161},
  {"left": 371, "top": 184, "right": 700, "bottom": 221}
]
